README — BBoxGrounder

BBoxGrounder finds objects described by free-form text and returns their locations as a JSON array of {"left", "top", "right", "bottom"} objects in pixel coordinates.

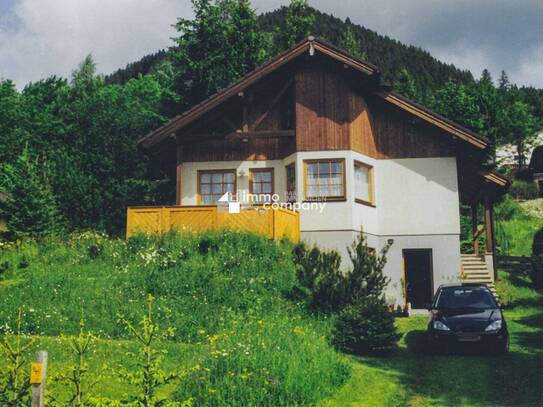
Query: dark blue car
[{"left": 427, "top": 283, "right": 509, "bottom": 354}]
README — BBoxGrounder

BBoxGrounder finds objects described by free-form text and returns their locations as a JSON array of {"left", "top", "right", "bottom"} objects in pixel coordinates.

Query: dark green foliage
[
  {"left": 331, "top": 299, "right": 399, "bottom": 356},
  {"left": 531, "top": 228, "right": 543, "bottom": 289},
  {"left": 509, "top": 180, "right": 539, "bottom": 200},
  {"left": 0, "top": 149, "right": 64, "bottom": 239},
  {"left": 345, "top": 233, "right": 390, "bottom": 302},
  {"left": 0, "top": 56, "right": 169, "bottom": 237},
  {"left": 532, "top": 228, "right": 543, "bottom": 256},
  {"left": 294, "top": 233, "right": 391, "bottom": 312},
  {"left": 293, "top": 242, "right": 344, "bottom": 311},
  {"left": 171, "top": 0, "right": 270, "bottom": 105},
  {"left": 530, "top": 254, "right": 543, "bottom": 289},
  {"left": 276, "top": 0, "right": 315, "bottom": 50},
  {"left": 294, "top": 233, "right": 397, "bottom": 355}
]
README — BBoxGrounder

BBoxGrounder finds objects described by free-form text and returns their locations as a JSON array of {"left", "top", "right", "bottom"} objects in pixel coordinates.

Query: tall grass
[
  {"left": 494, "top": 197, "right": 543, "bottom": 256},
  {"left": 0, "top": 231, "right": 349, "bottom": 405}
]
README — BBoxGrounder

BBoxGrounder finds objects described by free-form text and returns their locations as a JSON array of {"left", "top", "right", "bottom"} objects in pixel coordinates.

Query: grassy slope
[
  {"left": 2, "top": 231, "right": 542, "bottom": 405},
  {"left": 0, "top": 232, "right": 348, "bottom": 405},
  {"left": 324, "top": 269, "right": 543, "bottom": 407}
]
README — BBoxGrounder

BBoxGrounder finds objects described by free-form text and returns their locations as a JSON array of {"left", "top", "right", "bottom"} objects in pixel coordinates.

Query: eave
[{"left": 375, "top": 90, "right": 488, "bottom": 150}]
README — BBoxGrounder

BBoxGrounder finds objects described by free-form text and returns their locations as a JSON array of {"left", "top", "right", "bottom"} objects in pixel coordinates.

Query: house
[{"left": 134, "top": 37, "right": 508, "bottom": 309}]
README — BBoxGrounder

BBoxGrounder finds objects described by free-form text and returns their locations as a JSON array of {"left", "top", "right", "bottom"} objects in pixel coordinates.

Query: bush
[
  {"left": 509, "top": 179, "right": 538, "bottom": 200},
  {"left": 292, "top": 243, "right": 345, "bottom": 311},
  {"left": 331, "top": 299, "right": 399, "bottom": 356},
  {"left": 294, "top": 232, "right": 399, "bottom": 356}
]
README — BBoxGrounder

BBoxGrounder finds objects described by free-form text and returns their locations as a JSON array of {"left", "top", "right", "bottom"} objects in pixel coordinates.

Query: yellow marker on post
[{"left": 30, "top": 363, "right": 43, "bottom": 385}]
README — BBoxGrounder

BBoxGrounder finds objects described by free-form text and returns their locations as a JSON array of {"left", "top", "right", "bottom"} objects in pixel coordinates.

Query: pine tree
[
  {"left": 0, "top": 148, "right": 64, "bottom": 239},
  {"left": 277, "top": 0, "right": 315, "bottom": 50},
  {"left": 339, "top": 24, "right": 366, "bottom": 60},
  {"left": 345, "top": 232, "right": 391, "bottom": 303},
  {"left": 394, "top": 68, "right": 419, "bottom": 101}
]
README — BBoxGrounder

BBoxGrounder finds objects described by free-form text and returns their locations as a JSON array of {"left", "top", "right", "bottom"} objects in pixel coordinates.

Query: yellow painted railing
[{"left": 126, "top": 205, "right": 300, "bottom": 242}]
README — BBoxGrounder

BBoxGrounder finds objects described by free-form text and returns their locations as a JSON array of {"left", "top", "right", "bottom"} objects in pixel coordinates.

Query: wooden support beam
[
  {"left": 176, "top": 142, "right": 183, "bottom": 205},
  {"left": 484, "top": 195, "right": 494, "bottom": 254},
  {"left": 225, "top": 130, "right": 295, "bottom": 141},
  {"left": 484, "top": 194, "right": 498, "bottom": 279},
  {"left": 471, "top": 204, "right": 479, "bottom": 255},
  {"left": 241, "top": 95, "right": 249, "bottom": 133},
  {"left": 252, "top": 78, "right": 294, "bottom": 131}
]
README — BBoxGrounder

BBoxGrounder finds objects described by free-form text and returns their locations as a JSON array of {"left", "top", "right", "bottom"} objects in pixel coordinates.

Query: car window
[{"left": 434, "top": 287, "right": 496, "bottom": 310}]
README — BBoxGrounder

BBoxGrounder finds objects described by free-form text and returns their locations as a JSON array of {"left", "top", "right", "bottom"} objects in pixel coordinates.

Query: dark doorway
[{"left": 403, "top": 249, "right": 433, "bottom": 309}]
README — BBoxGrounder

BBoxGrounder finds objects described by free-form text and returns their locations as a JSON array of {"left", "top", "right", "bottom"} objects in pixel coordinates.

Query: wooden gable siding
[
  {"left": 295, "top": 67, "right": 454, "bottom": 158},
  {"left": 182, "top": 73, "right": 295, "bottom": 162},
  {"left": 371, "top": 101, "right": 455, "bottom": 159},
  {"left": 183, "top": 137, "right": 293, "bottom": 162},
  {"left": 295, "top": 69, "right": 350, "bottom": 151}
]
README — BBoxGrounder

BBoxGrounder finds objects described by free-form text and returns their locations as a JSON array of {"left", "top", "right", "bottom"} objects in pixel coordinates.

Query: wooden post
[
  {"left": 175, "top": 142, "right": 183, "bottom": 206},
  {"left": 471, "top": 203, "right": 479, "bottom": 255},
  {"left": 484, "top": 194, "right": 493, "bottom": 254},
  {"left": 31, "top": 351, "right": 47, "bottom": 407},
  {"left": 484, "top": 194, "right": 498, "bottom": 280}
]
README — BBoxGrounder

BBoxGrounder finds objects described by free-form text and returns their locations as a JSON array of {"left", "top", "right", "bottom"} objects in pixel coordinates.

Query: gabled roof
[
  {"left": 139, "top": 37, "right": 379, "bottom": 150},
  {"left": 139, "top": 36, "right": 488, "bottom": 152}
]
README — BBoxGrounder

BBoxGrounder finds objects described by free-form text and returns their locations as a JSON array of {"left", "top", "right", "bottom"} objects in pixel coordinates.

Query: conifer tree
[{"left": 0, "top": 148, "right": 64, "bottom": 239}]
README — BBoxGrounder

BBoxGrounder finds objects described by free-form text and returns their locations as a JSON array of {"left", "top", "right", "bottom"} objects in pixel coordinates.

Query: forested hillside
[{"left": 1, "top": 0, "right": 542, "bottom": 237}]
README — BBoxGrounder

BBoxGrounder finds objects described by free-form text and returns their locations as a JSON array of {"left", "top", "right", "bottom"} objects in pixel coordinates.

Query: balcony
[{"left": 126, "top": 205, "right": 300, "bottom": 242}]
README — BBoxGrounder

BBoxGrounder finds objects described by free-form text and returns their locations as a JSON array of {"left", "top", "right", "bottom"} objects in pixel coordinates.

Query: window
[
  {"left": 354, "top": 161, "right": 374, "bottom": 206},
  {"left": 250, "top": 168, "right": 274, "bottom": 202},
  {"left": 198, "top": 170, "right": 236, "bottom": 205},
  {"left": 286, "top": 163, "right": 296, "bottom": 203},
  {"left": 304, "top": 159, "right": 345, "bottom": 200}
]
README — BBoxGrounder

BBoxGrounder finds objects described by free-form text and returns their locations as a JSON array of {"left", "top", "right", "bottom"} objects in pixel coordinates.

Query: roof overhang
[
  {"left": 139, "top": 37, "right": 489, "bottom": 154},
  {"left": 375, "top": 90, "right": 488, "bottom": 150}
]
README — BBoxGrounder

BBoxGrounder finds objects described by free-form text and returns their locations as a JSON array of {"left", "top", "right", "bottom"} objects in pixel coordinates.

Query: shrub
[
  {"left": 292, "top": 243, "right": 345, "bottom": 311},
  {"left": 509, "top": 179, "right": 538, "bottom": 200},
  {"left": 331, "top": 299, "right": 399, "bottom": 356},
  {"left": 332, "top": 232, "right": 398, "bottom": 355}
]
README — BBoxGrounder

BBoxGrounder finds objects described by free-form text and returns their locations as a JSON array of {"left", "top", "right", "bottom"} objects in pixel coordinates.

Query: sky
[{"left": 1, "top": 0, "right": 542, "bottom": 89}]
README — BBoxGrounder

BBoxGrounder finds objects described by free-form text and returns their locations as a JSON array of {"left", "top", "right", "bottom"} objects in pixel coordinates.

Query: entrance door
[{"left": 403, "top": 249, "right": 433, "bottom": 309}]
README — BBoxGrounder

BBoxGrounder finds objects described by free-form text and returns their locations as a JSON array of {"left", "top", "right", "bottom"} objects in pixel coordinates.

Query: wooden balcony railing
[{"left": 126, "top": 205, "right": 300, "bottom": 242}]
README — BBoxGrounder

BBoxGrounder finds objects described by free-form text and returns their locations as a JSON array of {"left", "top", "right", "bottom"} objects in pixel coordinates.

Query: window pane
[
  {"left": 260, "top": 171, "right": 272, "bottom": 182},
  {"left": 224, "top": 173, "right": 235, "bottom": 183},
  {"left": 253, "top": 183, "right": 262, "bottom": 194},
  {"left": 331, "top": 161, "right": 342, "bottom": 174},
  {"left": 201, "top": 184, "right": 211, "bottom": 194},
  {"left": 318, "top": 162, "right": 330, "bottom": 176},
  {"left": 201, "top": 173, "right": 211, "bottom": 183},
  {"left": 212, "top": 173, "right": 222, "bottom": 183},
  {"left": 355, "top": 164, "right": 370, "bottom": 202},
  {"left": 307, "top": 163, "right": 318, "bottom": 177},
  {"left": 262, "top": 183, "right": 272, "bottom": 194},
  {"left": 224, "top": 183, "right": 235, "bottom": 193}
]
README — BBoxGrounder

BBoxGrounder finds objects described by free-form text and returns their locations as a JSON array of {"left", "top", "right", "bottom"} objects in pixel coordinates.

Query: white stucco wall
[
  {"left": 180, "top": 150, "right": 462, "bottom": 307},
  {"left": 181, "top": 159, "right": 288, "bottom": 205}
]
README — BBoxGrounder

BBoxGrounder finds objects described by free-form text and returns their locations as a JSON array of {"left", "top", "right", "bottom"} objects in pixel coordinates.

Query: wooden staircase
[{"left": 460, "top": 254, "right": 498, "bottom": 299}]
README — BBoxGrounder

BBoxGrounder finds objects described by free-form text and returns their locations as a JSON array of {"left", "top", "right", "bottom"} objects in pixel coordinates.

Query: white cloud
[
  {"left": 0, "top": 0, "right": 193, "bottom": 88},
  {"left": 1, "top": 0, "right": 543, "bottom": 89}
]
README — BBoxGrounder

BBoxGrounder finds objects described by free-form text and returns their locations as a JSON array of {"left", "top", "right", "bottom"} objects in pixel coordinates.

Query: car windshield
[{"left": 434, "top": 287, "right": 496, "bottom": 310}]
